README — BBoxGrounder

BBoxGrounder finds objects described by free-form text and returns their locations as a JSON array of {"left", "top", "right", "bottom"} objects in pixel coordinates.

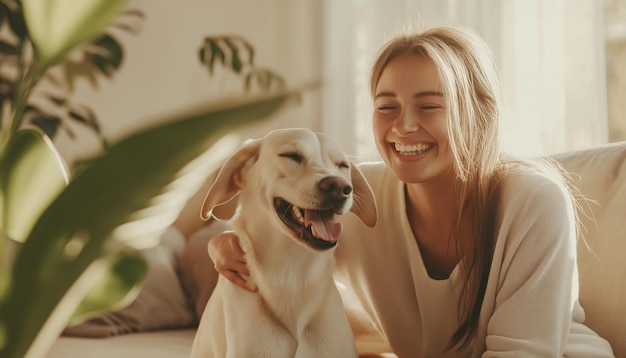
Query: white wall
[
  {"left": 56, "top": 0, "right": 322, "bottom": 165},
  {"left": 55, "top": 0, "right": 608, "bottom": 164}
]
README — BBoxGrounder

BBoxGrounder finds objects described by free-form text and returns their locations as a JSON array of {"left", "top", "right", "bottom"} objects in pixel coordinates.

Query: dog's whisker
[
  {"left": 351, "top": 193, "right": 364, "bottom": 213},
  {"left": 281, "top": 203, "right": 292, "bottom": 217}
]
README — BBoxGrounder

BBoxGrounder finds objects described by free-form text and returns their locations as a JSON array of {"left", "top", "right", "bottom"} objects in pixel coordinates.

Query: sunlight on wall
[
  {"left": 605, "top": 0, "right": 626, "bottom": 142},
  {"left": 58, "top": 0, "right": 322, "bottom": 166}
]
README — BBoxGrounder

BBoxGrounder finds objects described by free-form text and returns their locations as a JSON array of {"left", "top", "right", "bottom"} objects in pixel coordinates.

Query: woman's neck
[
  {"left": 404, "top": 175, "right": 459, "bottom": 228},
  {"left": 404, "top": 177, "right": 464, "bottom": 279}
]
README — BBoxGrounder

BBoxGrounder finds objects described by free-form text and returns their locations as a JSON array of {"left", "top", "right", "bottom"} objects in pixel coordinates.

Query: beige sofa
[
  {"left": 552, "top": 141, "right": 626, "bottom": 357},
  {"left": 48, "top": 141, "right": 626, "bottom": 358}
]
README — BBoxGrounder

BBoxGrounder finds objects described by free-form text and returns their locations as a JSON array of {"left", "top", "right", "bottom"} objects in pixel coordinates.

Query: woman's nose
[{"left": 393, "top": 108, "right": 420, "bottom": 134}]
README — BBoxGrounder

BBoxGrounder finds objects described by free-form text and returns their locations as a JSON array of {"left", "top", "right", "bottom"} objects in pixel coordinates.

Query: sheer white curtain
[{"left": 321, "top": 0, "right": 608, "bottom": 159}]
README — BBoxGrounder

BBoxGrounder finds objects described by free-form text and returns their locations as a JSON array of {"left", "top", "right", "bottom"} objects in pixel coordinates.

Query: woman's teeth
[{"left": 394, "top": 143, "right": 432, "bottom": 155}]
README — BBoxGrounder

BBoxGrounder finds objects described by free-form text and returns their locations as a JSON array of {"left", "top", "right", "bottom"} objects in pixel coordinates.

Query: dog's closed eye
[{"left": 279, "top": 152, "right": 303, "bottom": 163}]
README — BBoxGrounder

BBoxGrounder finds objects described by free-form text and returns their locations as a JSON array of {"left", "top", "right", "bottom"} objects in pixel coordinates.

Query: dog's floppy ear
[
  {"left": 349, "top": 162, "right": 377, "bottom": 227},
  {"left": 201, "top": 139, "right": 260, "bottom": 221}
]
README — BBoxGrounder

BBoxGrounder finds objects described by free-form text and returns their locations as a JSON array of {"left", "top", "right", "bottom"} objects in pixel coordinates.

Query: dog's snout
[{"left": 319, "top": 176, "right": 352, "bottom": 200}]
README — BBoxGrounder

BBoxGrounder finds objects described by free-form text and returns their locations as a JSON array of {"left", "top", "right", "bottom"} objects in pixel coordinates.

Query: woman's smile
[
  {"left": 390, "top": 142, "right": 435, "bottom": 164},
  {"left": 393, "top": 142, "right": 434, "bottom": 156}
]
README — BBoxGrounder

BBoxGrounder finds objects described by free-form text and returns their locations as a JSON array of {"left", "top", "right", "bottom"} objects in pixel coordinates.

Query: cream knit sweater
[{"left": 334, "top": 161, "right": 614, "bottom": 358}]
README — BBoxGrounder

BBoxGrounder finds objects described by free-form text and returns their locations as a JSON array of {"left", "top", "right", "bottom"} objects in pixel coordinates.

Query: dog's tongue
[{"left": 304, "top": 210, "right": 342, "bottom": 241}]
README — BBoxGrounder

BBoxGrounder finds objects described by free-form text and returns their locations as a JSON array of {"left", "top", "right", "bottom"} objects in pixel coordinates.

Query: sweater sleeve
[{"left": 482, "top": 172, "right": 579, "bottom": 357}]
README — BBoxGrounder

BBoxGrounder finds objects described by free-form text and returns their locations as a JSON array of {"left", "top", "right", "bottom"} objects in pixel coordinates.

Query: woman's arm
[
  {"left": 207, "top": 231, "right": 256, "bottom": 292},
  {"left": 482, "top": 172, "right": 580, "bottom": 356}
]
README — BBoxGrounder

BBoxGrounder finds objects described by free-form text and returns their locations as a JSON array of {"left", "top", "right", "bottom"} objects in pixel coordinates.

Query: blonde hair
[{"left": 370, "top": 26, "right": 504, "bottom": 350}]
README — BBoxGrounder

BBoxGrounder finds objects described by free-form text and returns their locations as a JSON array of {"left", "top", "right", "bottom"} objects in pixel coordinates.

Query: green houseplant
[
  {"left": 0, "top": 1, "right": 301, "bottom": 357},
  {"left": 0, "top": 0, "right": 144, "bottom": 147}
]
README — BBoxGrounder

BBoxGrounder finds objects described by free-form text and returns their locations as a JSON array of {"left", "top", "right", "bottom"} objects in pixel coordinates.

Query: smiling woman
[{"left": 371, "top": 54, "right": 450, "bottom": 185}]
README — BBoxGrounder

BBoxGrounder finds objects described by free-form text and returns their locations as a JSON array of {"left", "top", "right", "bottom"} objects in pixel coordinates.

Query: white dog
[{"left": 190, "top": 128, "right": 377, "bottom": 358}]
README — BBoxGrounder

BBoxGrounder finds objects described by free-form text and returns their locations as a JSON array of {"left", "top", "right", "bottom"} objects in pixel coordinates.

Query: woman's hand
[{"left": 207, "top": 230, "right": 257, "bottom": 292}]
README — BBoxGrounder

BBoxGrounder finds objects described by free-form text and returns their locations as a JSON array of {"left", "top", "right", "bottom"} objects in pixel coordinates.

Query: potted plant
[{"left": 0, "top": 1, "right": 300, "bottom": 357}]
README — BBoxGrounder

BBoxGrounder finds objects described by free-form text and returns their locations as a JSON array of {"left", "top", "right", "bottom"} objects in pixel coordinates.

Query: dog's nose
[{"left": 319, "top": 176, "right": 352, "bottom": 200}]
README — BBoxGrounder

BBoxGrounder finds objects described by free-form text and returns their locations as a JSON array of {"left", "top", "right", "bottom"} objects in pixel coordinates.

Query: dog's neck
[
  {"left": 231, "top": 212, "right": 336, "bottom": 289},
  {"left": 229, "top": 204, "right": 338, "bottom": 334}
]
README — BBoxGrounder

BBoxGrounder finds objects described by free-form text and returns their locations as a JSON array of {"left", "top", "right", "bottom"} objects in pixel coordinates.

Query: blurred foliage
[
  {"left": 0, "top": 1, "right": 301, "bottom": 357},
  {"left": 0, "top": 0, "right": 144, "bottom": 147},
  {"left": 199, "top": 35, "right": 286, "bottom": 92}
]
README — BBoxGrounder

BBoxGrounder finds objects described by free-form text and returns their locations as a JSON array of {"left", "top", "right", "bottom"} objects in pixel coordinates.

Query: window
[{"left": 605, "top": 0, "right": 626, "bottom": 142}]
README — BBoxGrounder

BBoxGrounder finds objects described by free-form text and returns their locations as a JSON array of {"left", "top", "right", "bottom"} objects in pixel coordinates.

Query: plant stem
[
  {"left": 0, "top": 211, "right": 6, "bottom": 285},
  {"left": 9, "top": 65, "right": 42, "bottom": 137},
  {"left": 0, "top": 53, "right": 43, "bottom": 281},
  {"left": 0, "top": 102, "right": 12, "bottom": 156}
]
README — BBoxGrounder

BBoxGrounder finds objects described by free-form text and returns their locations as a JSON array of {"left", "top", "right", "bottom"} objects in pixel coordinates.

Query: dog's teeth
[
  {"left": 291, "top": 206, "right": 304, "bottom": 224},
  {"left": 311, "top": 225, "right": 319, "bottom": 238}
]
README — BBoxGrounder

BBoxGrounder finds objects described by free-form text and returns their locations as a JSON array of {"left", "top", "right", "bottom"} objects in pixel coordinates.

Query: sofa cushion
[
  {"left": 551, "top": 140, "right": 626, "bottom": 357},
  {"left": 63, "top": 227, "right": 198, "bottom": 337}
]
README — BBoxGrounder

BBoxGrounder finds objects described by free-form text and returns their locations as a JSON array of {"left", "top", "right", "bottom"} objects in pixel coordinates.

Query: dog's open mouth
[{"left": 274, "top": 198, "right": 342, "bottom": 250}]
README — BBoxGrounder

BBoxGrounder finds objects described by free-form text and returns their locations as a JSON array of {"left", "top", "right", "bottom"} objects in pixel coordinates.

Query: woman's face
[{"left": 372, "top": 53, "right": 454, "bottom": 184}]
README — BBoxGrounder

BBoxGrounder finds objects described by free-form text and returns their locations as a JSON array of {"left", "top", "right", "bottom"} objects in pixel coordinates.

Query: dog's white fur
[{"left": 190, "top": 128, "right": 377, "bottom": 358}]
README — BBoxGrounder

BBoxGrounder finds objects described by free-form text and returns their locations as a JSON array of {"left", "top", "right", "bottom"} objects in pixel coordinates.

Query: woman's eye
[
  {"left": 377, "top": 105, "right": 397, "bottom": 112},
  {"left": 279, "top": 152, "right": 303, "bottom": 163},
  {"left": 420, "top": 104, "right": 442, "bottom": 110}
]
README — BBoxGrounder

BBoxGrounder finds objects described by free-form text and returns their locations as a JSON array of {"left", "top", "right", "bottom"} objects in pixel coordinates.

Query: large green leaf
[
  {"left": 22, "top": 0, "right": 128, "bottom": 70},
  {"left": 0, "top": 90, "right": 299, "bottom": 358},
  {"left": 0, "top": 129, "right": 69, "bottom": 243},
  {"left": 70, "top": 250, "right": 147, "bottom": 324}
]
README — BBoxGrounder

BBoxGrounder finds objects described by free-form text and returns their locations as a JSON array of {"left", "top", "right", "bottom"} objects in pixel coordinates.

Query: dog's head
[{"left": 201, "top": 128, "right": 377, "bottom": 251}]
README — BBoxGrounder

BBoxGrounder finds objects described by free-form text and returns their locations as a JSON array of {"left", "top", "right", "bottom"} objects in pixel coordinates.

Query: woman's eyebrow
[
  {"left": 374, "top": 92, "right": 395, "bottom": 100},
  {"left": 374, "top": 91, "right": 443, "bottom": 100},
  {"left": 414, "top": 91, "right": 443, "bottom": 98}
]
